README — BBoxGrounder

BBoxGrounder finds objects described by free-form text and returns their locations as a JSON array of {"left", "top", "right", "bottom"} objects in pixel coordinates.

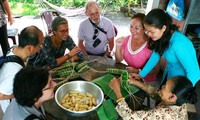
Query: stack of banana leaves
[
  {"left": 56, "top": 61, "right": 90, "bottom": 78},
  {"left": 51, "top": 61, "right": 91, "bottom": 91},
  {"left": 52, "top": 57, "right": 128, "bottom": 92}
]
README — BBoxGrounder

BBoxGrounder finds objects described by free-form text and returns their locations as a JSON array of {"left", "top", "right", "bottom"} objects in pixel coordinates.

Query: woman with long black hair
[{"left": 132, "top": 8, "right": 200, "bottom": 86}]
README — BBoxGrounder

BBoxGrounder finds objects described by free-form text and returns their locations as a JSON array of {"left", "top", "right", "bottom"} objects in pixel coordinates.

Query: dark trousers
[
  {"left": 0, "top": 24, "right": 10, "bottom": 56},
  {"left": 87, "top": 51, "right": 112, "bottom": 59},
  {"left": 87, "top": 51, "right": 105, "bottom": 56}
]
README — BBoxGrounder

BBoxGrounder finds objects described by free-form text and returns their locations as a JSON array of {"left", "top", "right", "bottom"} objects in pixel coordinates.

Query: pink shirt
[{"left": 121, "top": 36, "right": 156, "bottom": 82}]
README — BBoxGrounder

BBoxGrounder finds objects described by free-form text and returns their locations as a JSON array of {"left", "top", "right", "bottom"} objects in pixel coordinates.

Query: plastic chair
[{"left": 40, "top": 10, "right": 59, "bottom": 35}]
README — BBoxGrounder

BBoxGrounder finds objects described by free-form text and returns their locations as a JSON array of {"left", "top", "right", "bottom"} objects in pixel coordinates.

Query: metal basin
[{"left": 55, "top": 81, "right": 104, "bottom": 117}]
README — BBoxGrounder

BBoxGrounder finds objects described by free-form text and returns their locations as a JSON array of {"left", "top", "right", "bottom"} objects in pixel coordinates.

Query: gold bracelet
[{"left": 116, "top": 97, "right": 125, "bottom": 103}]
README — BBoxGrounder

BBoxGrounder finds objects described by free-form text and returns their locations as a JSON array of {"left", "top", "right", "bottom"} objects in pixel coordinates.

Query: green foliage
[
  {"left": 97, "top": 0, "right": 147, "bottom": 11},
  {"left": 10, "top": 0, "right": 34, "bottom": 3},
  {"left": 10, "top": 2, "right": 41, "bottom": 16},
  {"left": 47, "top": 0, "right": 86, "bottom": 8},
  {"left": 8, "top": 0, "right": 148, "bottom": 16},
  {"left": 99, "top": 0, "right": 127, "bottom": 11},
  {"left": 72, "top": 0, "right": 86, "bottom": 7},
  {"left": 45, "top": 0, "right": 146, "bottom": 9},
  {"left": 47, "top": 0, "right": 62, "bottom": 6}
]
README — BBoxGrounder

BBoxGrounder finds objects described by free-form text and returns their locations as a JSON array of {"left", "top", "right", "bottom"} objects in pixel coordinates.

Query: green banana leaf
[
  {"left": 92, "top": 74, "right": 139, "bottom": 101},
  {"left": 97, "top": 99, "right": 119, "bottom": 120}
]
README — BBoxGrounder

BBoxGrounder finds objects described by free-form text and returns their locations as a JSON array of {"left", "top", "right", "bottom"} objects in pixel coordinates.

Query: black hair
[
  {"left": 143, "top": 8, "right": 178, "bottom": 56},
  {"left": 170, "top": 76, "right": 197, "bottom": 106},
  {"left": 132, "top": 13, "right": 146, "bottom": 29},
  {"left": 18, "top": 25, "right": 42, "bottom": 48},
  {"left": 13, "top": 66, "right": 49, "bottom": 107}
]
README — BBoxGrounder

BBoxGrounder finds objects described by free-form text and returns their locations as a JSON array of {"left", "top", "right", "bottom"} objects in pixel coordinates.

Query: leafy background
[{"left": 9, "top": 0, "right": 147, "bottom": 16}]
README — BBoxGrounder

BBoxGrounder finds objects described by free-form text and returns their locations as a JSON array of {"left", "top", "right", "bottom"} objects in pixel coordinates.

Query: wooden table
[{"left": 44, "top": 55, "right": 146, "bottom": 120}]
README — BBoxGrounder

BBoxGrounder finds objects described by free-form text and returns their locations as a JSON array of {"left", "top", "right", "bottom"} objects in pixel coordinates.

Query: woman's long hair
[
  {"left": 170, "top": 76, "right": 197, "bottom": 106},
  {"left": 143, "top": 9, "right": 178, "bottom": 56}
]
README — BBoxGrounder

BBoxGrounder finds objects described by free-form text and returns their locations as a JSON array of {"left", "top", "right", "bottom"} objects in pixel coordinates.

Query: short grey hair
[
  {"left": 51, "top": 16, "right": 68, "bottom": 31},
  {"left": 85, "top": 1, "right": 99, "bottom": 11}
]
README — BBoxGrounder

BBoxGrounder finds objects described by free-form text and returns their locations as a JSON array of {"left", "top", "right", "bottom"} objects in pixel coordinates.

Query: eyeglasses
[
  {"left": 93, "top": 28, "right": 99, "bottom": 40},
  {"left": 57, "top": 28, "right": 69, "bottom": 34},
  {"left": 144, "top": 30, "right": 154, "bottom": 36}
]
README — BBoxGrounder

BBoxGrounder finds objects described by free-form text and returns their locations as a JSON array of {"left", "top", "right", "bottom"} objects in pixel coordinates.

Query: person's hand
[
  {"left": 109, "top": 78, "right": 123, "bottom": 99},
  {"left": 109, "top": 78, "right": 121, "bottom": 92},
  {"left": 126, "top": 66, "right": 139, "bottom": 73},
  {"left": 129, "top": 73, "right": 142, "bottom": 80},
  {"left": 115, "top": 36, "right": 125, "bottom": 46},
  {"left": 127, "top": 77, "right": 139, "bottom": 85},
  {"left": 38, "top": 80, "right": 57, "bottom": 103},
  {"left": 69, "top": 46, "right": 81, "bottom": 57},
  {"left": 0, "top": 93, "right": 14, "bottom": 100},
  {"left": 105, "top": 51, "right": 111, "bottom": 57},
  {"left": 52, "top": 81, "right": 57, "bottom": 88},
  {"left": 8, "top": 16, "right": 14, "bottom": 25}
]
